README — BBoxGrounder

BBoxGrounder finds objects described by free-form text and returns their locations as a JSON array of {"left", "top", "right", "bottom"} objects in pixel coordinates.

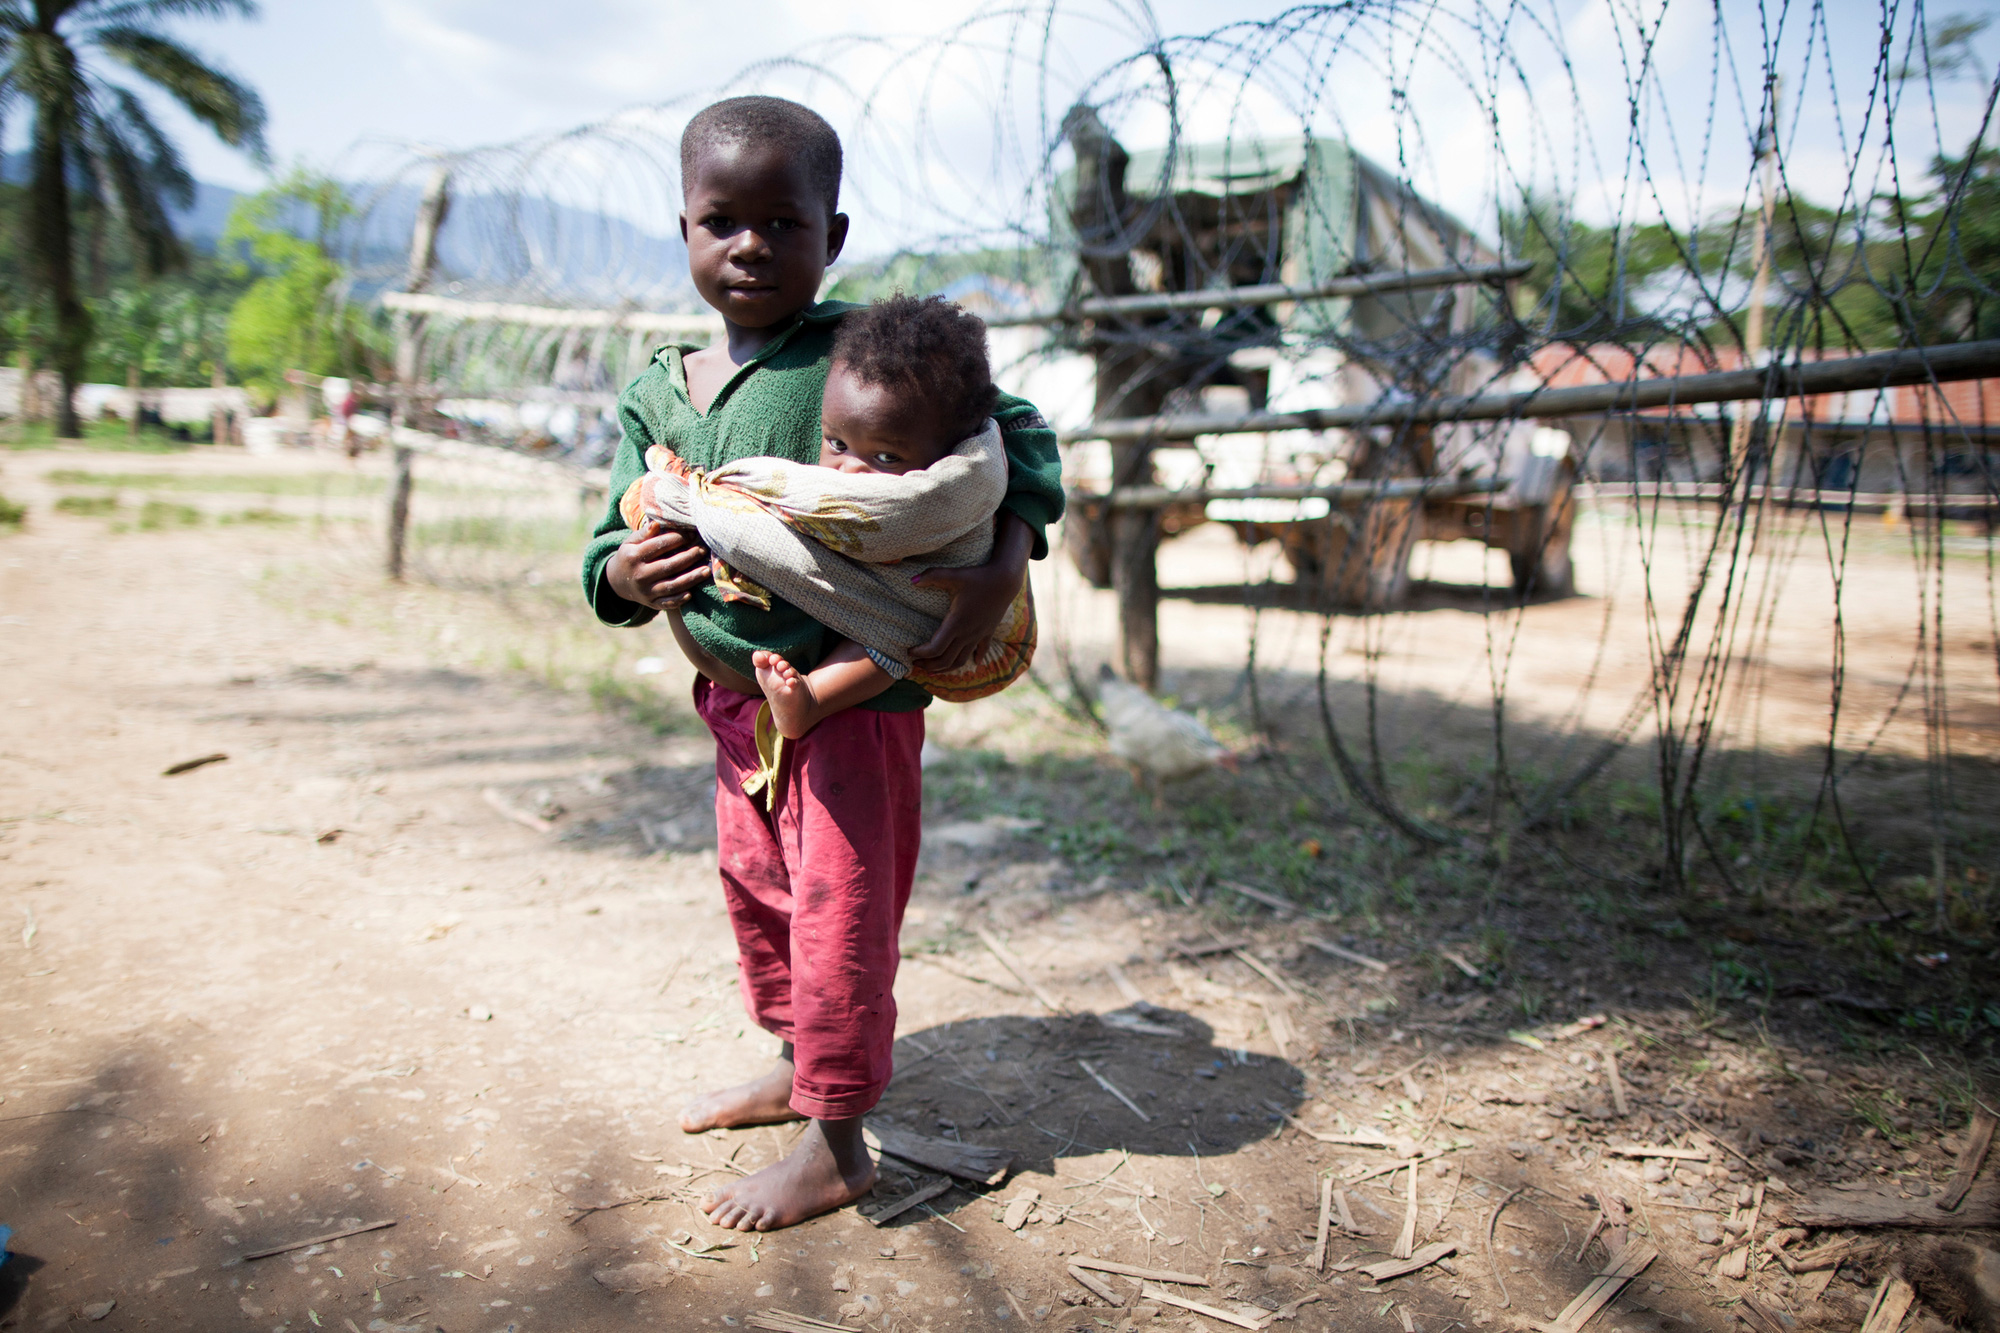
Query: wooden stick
[
  {"left": 1439, "top": 949, "right": 1482, "bottom": 978},
  {"left": 1307, "top": 938, "right": 1390, "bottom": 972},
  {"left": 1938, "top": 1106, "right": 1998, "bottom": 1212},
  {"left": 1334, "top": 1188, "right": 1366, "bottom": 1235},
  {"left": 1220, "top": 880, "right": 1297, "bottom": 917},
  {"left": 1313, "top": 1176, "right": 1333, "bottom": 1273},
  {"left": 1140, "top": 1284, "right": 1267, "bottom": 1330},
  {"left": 1069, "top": 1257, "right": 1208, "bottom": 1286},
  {"left": 162, "top": 752, "right": 228, "bottom": 777},
  {"left": 1106, "top": 962, "right": 1146, "bottom": 1006},
  {"left": 1605, "top": 1053, "right": 1629, "bottom": 1118},
  {"left": 243, "top": 1219, "right": 396, "bottom": 1261},
  {"left": 1394, "top": 1162, "right": 1419, "bottom": 1259},
  {"left": 1605, "top": 1144, "right": 1708, "bottom": 1161},
  {"left": 863, "top": 1176, "right": 952, "bottom": 1226},
  {"left": 1529, "top": 1242, "right": 1657, "bottom": 1333},
  {"left": 1360, "top": 1240, "right": 1458, "bottom": 1283},
  {"left": 1859, "top": 1276, "right": 1916, "bottom": 1333},
  {"left": 976, "top": 928, "right": 1067, "bottom": 1014},
  {"left": 1346, "top": 1151, "right": 1444, "bottom": 1184},
  {"left": 1078, "top": 1059, "right": 1150, "bottom": 1122},
  {"left": 1258, "top": 996, "right": 1294, "bottom": 1060},
  {"left": 1487, "top": 1187, "right": 1522, "bottom": 1309},
  {"left": 1067, "top": 1265, "right": 1126, "bottom": 1307},
  {"left": 1235, "top": 948, "right": 1302, "bottom": 1001}
]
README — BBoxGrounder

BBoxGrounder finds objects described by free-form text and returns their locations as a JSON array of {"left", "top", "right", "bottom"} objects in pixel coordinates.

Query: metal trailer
[{"left": 1037, "top": 111, "right": 1566, "bottom": 686}]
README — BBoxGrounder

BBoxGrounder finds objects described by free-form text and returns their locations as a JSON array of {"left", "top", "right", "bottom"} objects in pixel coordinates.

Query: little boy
[
  {"left": 580, "top": 95, "right": 1063, "bottom": 1232},
  {"left": 740, "top": 292, "right": 1010, "bottom": 738}
]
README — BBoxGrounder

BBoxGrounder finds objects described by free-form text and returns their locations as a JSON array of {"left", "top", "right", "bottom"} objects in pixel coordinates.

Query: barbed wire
[{"left": 324, "top": 0, "right": 1998, "bottom": 922}]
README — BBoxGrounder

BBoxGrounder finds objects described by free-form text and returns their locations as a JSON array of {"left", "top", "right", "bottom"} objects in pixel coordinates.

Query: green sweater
[{"left": 580, "top": 300, "right": 1066, "bottom": 712}]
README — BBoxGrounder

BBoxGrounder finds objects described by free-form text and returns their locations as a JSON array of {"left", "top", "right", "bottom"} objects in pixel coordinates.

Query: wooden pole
[
  {"left": 387, "top": 163, "right": 451, "bottom": 581},
  {"left": 210, "top": 362, "right": 230, "bottom": 445},
  {"left": 1728, "top": 83, "right": 1779, "bottom": 483}
]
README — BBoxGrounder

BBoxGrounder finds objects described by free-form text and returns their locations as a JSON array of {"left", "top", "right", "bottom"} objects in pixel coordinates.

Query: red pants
[{"left": 696, "top": 678, "right": 924, "bottom": 1120}]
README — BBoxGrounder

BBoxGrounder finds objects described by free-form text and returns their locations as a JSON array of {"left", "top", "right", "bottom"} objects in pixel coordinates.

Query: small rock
[
  {"left": 1801, "top": 1068, "right": 1829, "bottom": 1083},
  {"left": 1692, "top": 1215, "right": 1723, "bottom": 1245},
  {"left": 81, "top": 1302, "right": 115, "bottom": 1322},
  {"left": 593, "top": 1263, "right": 671, "bottom": 1292},
  {"left": 1642, "top": 1162, "right": 1669, "bottom": 1183}
]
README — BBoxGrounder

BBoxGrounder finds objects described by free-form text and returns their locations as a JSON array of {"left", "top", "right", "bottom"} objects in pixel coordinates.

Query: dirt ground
[{"left": 1, "top": 443, "right": 1995, "bottom": 1333}]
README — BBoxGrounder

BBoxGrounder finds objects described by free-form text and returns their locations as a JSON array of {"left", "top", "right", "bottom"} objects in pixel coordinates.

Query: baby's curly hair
[{"left": 830, "top": 294, "right": 998, "bottom": 445}]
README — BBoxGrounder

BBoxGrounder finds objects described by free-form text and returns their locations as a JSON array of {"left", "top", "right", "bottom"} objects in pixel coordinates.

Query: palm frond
[
  {"left": 89, "top": 103, "right": 186, "bottom": 275},
  {"left": 71, "top": 0, "right": 256, "bottom": 25},
  {"left": 103, "top": 82, "right": 193, "bottom": 206},
  {"left": 93, "top": 25, "right": 266, "bottom": 161}
]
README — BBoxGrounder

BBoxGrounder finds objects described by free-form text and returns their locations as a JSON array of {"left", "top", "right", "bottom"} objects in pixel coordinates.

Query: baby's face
[{"left": 819, "top": 362, "right": 948, "bottom": 476}]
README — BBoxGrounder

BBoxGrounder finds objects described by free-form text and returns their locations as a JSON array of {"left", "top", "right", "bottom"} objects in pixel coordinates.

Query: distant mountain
[{"left": 2, "top": 154, "right": 693, "bottom": 309}]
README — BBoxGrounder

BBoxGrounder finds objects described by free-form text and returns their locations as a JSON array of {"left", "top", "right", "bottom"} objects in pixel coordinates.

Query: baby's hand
[
  {"left": 606, "top": 525, "right": 711, "bottom": 612},
  {"left": 910, "top": 513, "right": 1033, "bottom": 671}
]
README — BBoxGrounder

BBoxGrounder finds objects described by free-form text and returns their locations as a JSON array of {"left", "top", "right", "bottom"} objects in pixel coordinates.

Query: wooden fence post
[{"left": 386, "top": 162, "right": 452, "bottom": 581}]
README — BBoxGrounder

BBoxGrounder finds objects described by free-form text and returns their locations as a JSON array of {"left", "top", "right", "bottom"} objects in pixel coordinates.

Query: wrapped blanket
[{"left": 617, "top": 419, "right": 1036, "bottom": 703}]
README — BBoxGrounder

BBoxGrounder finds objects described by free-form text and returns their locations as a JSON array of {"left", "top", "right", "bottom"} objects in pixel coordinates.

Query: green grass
[
  {"left": 136, "top": 499, "right": 202, "bottom": 530},
  {"left": 221, "top": 507, "right": 300, "bottom": 526},
  {"left": 46, "top": 468, "right": 383, "bottom": 497},
  {"left": 0, "top": 493, "right": 24, "bottom": 529},
  {"left": 54, "top": 494, "right": 119, "bottom": 517},
  {"left": 3, "top": 419, "right": 192, "bottom": 453}
]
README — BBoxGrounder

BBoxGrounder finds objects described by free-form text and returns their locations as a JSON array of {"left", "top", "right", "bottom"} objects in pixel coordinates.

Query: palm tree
[{"left": 0, "top": 0, "right": 266, "bottom": 436}]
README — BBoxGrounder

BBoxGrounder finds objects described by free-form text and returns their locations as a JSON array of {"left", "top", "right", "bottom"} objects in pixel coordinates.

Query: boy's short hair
[
  {"left": 832, "top": 294, "right": 998, "bottom": 445},
  {"left": 681, "top": 96, "right": 842, "bottom": 219}
]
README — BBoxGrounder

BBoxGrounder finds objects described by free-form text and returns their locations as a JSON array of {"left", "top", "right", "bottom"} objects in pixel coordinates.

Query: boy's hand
[
  {"left": 606, "top": 525, "right": 712, "bottom": 612},
  {"left": 909, "top": 513, "right": 1032, "bottom": 672}
]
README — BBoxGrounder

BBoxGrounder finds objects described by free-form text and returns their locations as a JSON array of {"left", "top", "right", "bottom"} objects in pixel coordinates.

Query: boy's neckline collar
[{"left": 655, "top": 299, "right": 862, "bottom": 367}]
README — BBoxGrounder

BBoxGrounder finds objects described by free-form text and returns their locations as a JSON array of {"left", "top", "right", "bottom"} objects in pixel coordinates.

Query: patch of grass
[
  {"left": 221, "top": 507, "right": 299, "bottom": 526},
  {"left": 136, "top": 499, "right": 202, "bottom": 530},
  {"left": 54, "top": 493, "right": 119, "bottom": 516},
  {"left": 3, "top": 419, "right": 191, "bottom": 452},
  {"left": 47, "top": 468, "right": 384, "bottom": 496},
  {"left": 0, "top": 492, "right": 24, "bottom": 529}
]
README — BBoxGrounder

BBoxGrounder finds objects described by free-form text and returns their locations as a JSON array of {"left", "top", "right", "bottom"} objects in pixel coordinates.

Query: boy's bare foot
[
  {"left": 679, "top": 1057, "right": 803, "bottom": 1133},
  {"left": 752, "top": 650, "right": 820, "bottom": 740},
  {"left": 702, "top": 1118, "right": 876, "bottom": 1231}
]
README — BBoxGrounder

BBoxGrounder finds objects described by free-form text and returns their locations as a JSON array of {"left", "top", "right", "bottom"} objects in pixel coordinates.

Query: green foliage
[
  {"left": 136, "top": 498, "right": 200, "bottom": 529},
  {"left": 0, "top": 0, "right": 266, "bottom": 431},
  {"left": 54, "top": 493, "right": 117, "bottom": 515},
  {"left": 0, "top": 492, "right": 24, "bottom": 528},
  {"left": 222, "top": 166, "right": 380, "bottom": 401}
]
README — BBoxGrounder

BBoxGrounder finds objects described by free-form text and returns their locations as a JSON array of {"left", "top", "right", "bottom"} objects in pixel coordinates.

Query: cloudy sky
[{"left": 135, "top": 0, "right": 2000, "bottom": 255}]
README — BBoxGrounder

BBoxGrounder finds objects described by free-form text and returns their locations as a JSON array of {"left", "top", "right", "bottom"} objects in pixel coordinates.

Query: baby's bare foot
[
  {"left": 752, "top": 650, "right": 818, "bottom": 739},
  {"left": 702, "top": 1120, "right": 876, "bottom": 1232},
  {"left": 679, "top": 1059, "right": 802, "bottom": 1134}
]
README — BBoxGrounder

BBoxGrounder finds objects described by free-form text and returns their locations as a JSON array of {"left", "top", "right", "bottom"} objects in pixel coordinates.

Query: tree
[
  {"left": 0, "top": 0, "right": 266, "bottom": 436},
  {"left": 222, "top": 166, "right": 377, "bottom": 404}
]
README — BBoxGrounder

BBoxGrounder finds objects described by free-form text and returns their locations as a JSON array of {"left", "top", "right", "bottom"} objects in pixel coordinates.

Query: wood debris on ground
[{"left": 1528, "top": 1241, "right": 1657, "bottom": 1333}]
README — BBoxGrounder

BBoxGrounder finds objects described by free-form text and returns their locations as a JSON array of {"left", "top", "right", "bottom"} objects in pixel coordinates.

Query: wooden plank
[
  {"left": 1140, "top": 1284, "right": 1269, "bottom": 1330},
  {"left": 1334, "top": 1187, "right": 1367, "bottom": 1236},
  {"left": 1067, "top": 1265, "right": 1126, "bottom": 1307},
  {"left": 864, "top": 1123, "right": 1013, "bottom": 1187},
  {"left": 1781, "top": 1176, "right": 2000, "bottom": 1229},
  {"left": 1394, "top": 1162, "right": 1419, "bottom": 1259},
  {"left": 1859, "top": 1276, "right": 1915, "bottom": 1333},
  {"left": 1359, "top": 1240, "right": 1458, "bottom": 1283},
  {"left": 1528, "top": 1242, "right": 1657, "bottom": 1333},
  {"left": 1312, "top": 1176, "right": 1333, "bottom": 1273},
  {"left": 985, "top": 262, "right": 1531, "bottom": 328},
  {"left": 1070, "top": 340, "right": 2000, "bottom": 445},
  {"left": 1069, "top": 1257, "right": 1209, "bottom": 1286},
  {"left": 1938, "top": 1106, "right": 1998, "bottom": 1212}
]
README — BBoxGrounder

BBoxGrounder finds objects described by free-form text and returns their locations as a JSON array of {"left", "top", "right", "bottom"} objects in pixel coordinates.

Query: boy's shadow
[
  {"left": 866, "top": 1007, "right": 1303, "bottom": 1220},
  {"left": 0, "top": 1250, "right": 46, "bottom": 1320}
]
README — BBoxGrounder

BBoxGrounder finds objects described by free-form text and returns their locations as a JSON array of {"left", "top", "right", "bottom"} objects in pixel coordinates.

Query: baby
[{"left": 749, "top": 293, "right": 1000, "bottom": 739}]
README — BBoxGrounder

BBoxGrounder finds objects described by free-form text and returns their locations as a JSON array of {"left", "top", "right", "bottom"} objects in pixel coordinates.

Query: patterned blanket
[{"left": 617, "top": 419, "right": 1036, "bottom": 703}]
